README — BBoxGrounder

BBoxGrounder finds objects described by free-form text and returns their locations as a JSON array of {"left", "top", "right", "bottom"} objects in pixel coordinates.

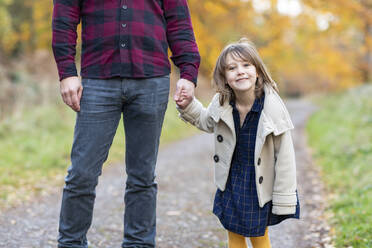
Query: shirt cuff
[
  {"left": 180, "top": 64, "right": 199, "bottom": 86},
  {"left": 57, "top": 62, "right": 78, "bottom": 81}
]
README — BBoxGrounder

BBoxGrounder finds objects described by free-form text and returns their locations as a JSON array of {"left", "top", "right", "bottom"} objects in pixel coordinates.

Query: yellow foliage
[
  {"left": 19, "top": 23, "right": 30, "bottom": 42},
  {"left": 0, "top": 0, "right": 15, "bottom": 52},
  {"left": 204, "top": 1, "right": 227, "bottom": 16},
  {"left": 190, "top": 0, "right": 369, "bottom": 92},
  {"left": 0, "top": 0, "right": 368, "bottom": 92},
  {"left": 32, "top": 0, "right": 53, "bottom": 49}
]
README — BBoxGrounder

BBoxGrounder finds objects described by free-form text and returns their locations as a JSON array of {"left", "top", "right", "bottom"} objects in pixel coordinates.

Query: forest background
[
  {"left": 0, "top": 0, "right": 371, "bottom": 247},
  {"left": 0, "top": 0, "right": 371, "bottom": 112}
]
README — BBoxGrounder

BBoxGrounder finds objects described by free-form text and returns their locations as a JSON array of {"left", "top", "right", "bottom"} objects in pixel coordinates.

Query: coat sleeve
[
  {"left": 177, "top": 98, "right": 216, "bottom": 133},
  {"left": 272, "top": 131, "right": 297, "bottom": 215}
]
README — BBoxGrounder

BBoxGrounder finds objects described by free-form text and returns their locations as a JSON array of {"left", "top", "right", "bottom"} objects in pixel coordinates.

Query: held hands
[
  {"left": 60, "top": 76, "right": 83, "bottom": 112},
  {"left": 174, "top": 78, "right": 195, "bottom": 109}
]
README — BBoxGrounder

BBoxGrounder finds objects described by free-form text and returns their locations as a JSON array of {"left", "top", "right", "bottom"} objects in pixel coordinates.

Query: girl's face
[{"left": 225, "top": 53, "right": 258, "bottom": 94}]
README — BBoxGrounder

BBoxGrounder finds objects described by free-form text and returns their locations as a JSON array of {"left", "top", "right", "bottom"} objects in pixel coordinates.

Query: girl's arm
[
  {"left": 177, "top": 97, "right": 217, "bottom": 133},
  {"left": 272, "top": 131, "right": 297, "bottom": 215}
]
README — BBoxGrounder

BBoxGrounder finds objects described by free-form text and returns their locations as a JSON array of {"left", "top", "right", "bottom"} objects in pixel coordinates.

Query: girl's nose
[{"left": 237, "top": 65, "right": 244, "bottom": 74}]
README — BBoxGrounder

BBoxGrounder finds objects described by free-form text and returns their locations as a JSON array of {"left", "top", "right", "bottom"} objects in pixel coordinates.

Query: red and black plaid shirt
[{"left": 52, "top": 0, "right": 200, "bottom": 84}]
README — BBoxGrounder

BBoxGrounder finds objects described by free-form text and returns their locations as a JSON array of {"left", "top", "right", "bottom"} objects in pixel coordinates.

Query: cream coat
[{"left": 178, "top": 85, "right": 298, "bottom": 215}]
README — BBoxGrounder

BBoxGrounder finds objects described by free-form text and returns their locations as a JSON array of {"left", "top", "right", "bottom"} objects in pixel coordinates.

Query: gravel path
[{"left": 0, "top": 99, "right": 332, "bottom": 248}]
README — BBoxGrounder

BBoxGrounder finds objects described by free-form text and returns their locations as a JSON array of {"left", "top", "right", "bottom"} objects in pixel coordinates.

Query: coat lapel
[
  {"left": 254, "top": 111, "right": 273, "bottom": 164},
  {"left": 255, "top": 85, "right": 294, "bottom": 163},
  {"left": 220, "top": 105, "right": 235, "bottom": 137},
  {"left": 208, "top": 95, "right": 235, "bottom": 136},
  {"left": 208, "top": 87, "right": 293, "bottom": 163}
]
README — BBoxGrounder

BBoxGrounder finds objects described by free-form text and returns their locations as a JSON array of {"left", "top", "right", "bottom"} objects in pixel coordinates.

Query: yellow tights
[{"left": 228, "top": 228, "right": 271, "bottom": 248}]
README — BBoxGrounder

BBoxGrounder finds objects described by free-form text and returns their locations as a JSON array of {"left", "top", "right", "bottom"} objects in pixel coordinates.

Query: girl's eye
[
  {"left": 228, "top": 67, "right": 235, "bottom": 71},
  {"left": 244, "top": 63, "right": 251, "bottom": 67}
]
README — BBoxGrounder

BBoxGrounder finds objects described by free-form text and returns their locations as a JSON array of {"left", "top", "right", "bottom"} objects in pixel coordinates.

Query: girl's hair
[{"left": 212, "top": 38, "right": 278, "bottom": 105}]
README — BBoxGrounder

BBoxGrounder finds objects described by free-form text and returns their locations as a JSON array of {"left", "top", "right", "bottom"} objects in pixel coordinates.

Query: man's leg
[
  {"left": 121, "top": 76, "right": 170, "bottom": 248},
  {"left": 58, "top": 78, "right": 123, "bottom": 248}
]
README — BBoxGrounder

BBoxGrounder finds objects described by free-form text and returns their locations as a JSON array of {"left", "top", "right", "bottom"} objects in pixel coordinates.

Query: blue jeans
[{"left": 58, "top": 76, "right": 170, "bottom": 248}]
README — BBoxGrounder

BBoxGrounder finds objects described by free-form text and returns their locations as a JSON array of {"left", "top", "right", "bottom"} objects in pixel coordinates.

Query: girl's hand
[{"left": 175, "top": 90, "right": 193, "bottom": 109}]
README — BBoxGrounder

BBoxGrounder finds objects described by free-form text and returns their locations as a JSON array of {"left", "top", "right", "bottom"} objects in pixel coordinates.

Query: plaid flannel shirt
[{"left": 52, "top": 0, "right": 200, "bottom": 83}]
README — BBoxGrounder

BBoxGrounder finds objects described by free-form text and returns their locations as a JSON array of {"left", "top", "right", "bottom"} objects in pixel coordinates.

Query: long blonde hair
[{"left": 212, "top": 38, "right": 278, "bottom": 105}]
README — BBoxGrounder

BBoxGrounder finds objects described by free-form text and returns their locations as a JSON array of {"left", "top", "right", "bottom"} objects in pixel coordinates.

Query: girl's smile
[{"left": 225, "top": 54, "right": 258, "bottom": 93}]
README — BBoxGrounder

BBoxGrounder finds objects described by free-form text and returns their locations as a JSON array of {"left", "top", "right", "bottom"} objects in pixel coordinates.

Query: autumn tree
[
  {"left": 0, "top": 0, "right": 52, "bottom": 57},
  {"left": 0, "top": 0, "right": 16, "bottom": 55},
  {"left": 303, "top": 0, "right": 372, "bottom": 83},
  {"left": 189, "top": 0, "right": 368, "bottom": 94},
  {"left": 0, "top": 0, "right": 368, "bottom": 94}
]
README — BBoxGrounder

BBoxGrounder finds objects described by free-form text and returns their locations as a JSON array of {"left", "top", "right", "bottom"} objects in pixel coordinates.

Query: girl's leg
[
  {"left": 249, "top": 228, "right": 271, "bottom": 248},
  {"left": 228, "top": 231, "right": 248, "bottom": 248}
]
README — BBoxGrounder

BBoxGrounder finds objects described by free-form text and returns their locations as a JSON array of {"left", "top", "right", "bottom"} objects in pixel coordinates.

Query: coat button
[
  {"left": 213, "top": 155, "right": 219, "bottom": 162},
  {"left": 257, "top": 157, "right": 261, "bottom": 165},
  {"left": 217, "top": 135, "right": 223, "bottom": 142},
  {"left": 259, "top": 176, "right": 263, "bottom": 184}
]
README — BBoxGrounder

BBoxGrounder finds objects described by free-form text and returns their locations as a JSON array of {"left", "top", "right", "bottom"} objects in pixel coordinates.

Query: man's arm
[
  {"left": 163, "top": 0, "right": 200, "bottom": 105},
  {"left": 52, "top": 0, "right": 83, "bottom": 112},
  {"left": 163, "top": 0, "right": 200, "bottom": 84},
  {"left": 52, "top": 0, "right": 81, "bottom": 82}
]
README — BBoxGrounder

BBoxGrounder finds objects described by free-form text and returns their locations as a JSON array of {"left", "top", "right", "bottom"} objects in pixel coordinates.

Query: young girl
[{"left": 175, "top": 38, "right": 300, "bottom": 248}]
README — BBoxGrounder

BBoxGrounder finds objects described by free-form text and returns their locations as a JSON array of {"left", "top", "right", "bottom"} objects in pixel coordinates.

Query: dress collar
[{"left": 230, "top": 93, "right": 265, "bottom": 113}]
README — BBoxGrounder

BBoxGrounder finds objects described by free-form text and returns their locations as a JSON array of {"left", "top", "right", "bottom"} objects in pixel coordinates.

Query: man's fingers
[
  {"left": 78, "top": 86, "right": 83, "bottom": 100},
  {"left": 175, "top": 100, "right": 185, "bottom": 109},
  {"left": 176, "top": 99, "right": 189, "bottom": 109},
  {"left": 62, "top": 91, "right": 72, "bottom": 107},
  {"left": 174, "top": 78, "right": 194, "bottom": 102},
  {"left": 62, "top": 88, "right": 81, "bottom": 111},
  {"left": 181, "top": 87, "right": 192, "bottom": 99},
  {"left": 174, "top": 85, "right": 182, "bottom": 101},
  {"left": 174, "top": 79, "right": 188, "bottom": 101},
  {"left": 73, "top": 86, "right": 83, "bottom": 112},
  {"left": 60, "top": 76, "right": 82, "bottom": 111},
  {"left": 70, "top": 90, "right": 80, "bottom": 112}
]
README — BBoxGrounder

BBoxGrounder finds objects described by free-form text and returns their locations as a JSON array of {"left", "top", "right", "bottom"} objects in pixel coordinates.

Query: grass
[
  {"left": 0, "top": 99, "right": 197, "bottom": 210},
  {"left": 306, "top": 85, "right": 372, "bottom": 248}
]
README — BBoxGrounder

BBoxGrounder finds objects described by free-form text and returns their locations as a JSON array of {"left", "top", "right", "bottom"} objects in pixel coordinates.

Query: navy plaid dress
[{"left": 213, "top": 94, "right": 300, "bottom": 237}]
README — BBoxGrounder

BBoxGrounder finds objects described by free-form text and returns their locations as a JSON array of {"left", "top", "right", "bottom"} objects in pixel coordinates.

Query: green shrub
[{"left": 307, "top": 85, "right": 372, "bottom": 247}]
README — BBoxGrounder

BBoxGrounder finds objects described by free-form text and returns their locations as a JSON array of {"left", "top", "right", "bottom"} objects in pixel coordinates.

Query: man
[{"left": 52, "top": 0, "right": 200, "bottom": 247}]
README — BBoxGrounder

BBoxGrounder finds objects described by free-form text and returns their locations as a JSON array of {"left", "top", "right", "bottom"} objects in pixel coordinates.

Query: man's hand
[
  {"left": 60, "top": 76, "right": 83, "bottom": 112},
  {"left": 173, "top": 78, "right": 195, "bottom": 109}
]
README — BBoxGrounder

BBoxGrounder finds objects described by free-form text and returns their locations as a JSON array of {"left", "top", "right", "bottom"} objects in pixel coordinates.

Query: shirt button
[
  {"left": 257, "top": 157, "right": 261, "bottom": 165},
  {"left": 217, "top": 135, "right": 223, "bottom": 142},
  {"left": 122, "top": 23, "right": 127, "bottom": 28},
  {"left": 121, "top": 43, "right": 126, "bottom": 48},
  {"left": 213, "top": 155, "right": 219, "bottom": 163},
  {"left": 259, "top": 176, "right": 263, "bottom": 184},
  {"left": 122, "top": 5, "right": 127, "bottom": 9}
]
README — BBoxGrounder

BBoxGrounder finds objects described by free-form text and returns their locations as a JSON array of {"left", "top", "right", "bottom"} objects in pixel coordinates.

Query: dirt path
[{"left": 0, "top": 99, "right": 332, "bottom": 248}]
